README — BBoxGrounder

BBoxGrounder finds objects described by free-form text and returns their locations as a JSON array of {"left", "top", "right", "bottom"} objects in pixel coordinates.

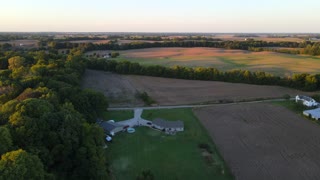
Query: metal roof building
[{"left": 303, "top": 108, "right": 320, "bottom": 120}]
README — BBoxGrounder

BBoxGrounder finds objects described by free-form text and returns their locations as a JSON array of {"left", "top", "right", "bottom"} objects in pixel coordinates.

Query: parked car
[{"left": 106, "top": 135, "right": 112, "bottom": 142}]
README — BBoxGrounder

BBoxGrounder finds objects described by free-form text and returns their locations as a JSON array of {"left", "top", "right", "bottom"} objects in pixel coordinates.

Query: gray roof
[
  {"left": 304, "top": 108, "right": 320, "bottom": 118},
  {"left": 153, "top": 118, "right": 184, "bottom": 129},
  {"left": 99, "top": 121, "right": 124, "bottom": 132}
]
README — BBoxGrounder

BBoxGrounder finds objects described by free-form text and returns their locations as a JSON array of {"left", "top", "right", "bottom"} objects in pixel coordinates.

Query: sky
[{"left": 0, "top": 0, "right": 320, "bottom": 33}]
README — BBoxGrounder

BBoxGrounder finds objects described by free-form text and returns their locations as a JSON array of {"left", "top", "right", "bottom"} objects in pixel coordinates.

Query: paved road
[{"left": 108, "top": 98, "right": 294, "bottom": 111}]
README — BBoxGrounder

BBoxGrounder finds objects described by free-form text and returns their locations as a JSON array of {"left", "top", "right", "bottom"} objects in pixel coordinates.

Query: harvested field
[
  {"left": 126, "top": 75, "right": 312, "bottom": 106},
  {"left": 117, "top": 47, "right": 320, "bottom": 76},
  {"left": 194, "top": 103, "right": 320, "bottom": 180},
  {"left": 82, "top": 70, "right": 312, "bottom": 107}
]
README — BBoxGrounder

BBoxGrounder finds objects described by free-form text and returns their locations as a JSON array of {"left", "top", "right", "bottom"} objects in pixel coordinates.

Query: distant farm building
[
  {"left": 295, "top": 95, "right": 318, "bottom": 107},
  {"left": 99, "top": 121, "right": 125, "bottom": 136},
  {"left": 152, "top": 118, "right": 184, "bottom": 132},
  {"left": 303, "top": 108, "right": 320, "bottom": 120}
]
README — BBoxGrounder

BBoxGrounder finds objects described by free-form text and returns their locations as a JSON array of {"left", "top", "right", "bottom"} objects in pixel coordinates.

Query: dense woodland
[{"left": 0, "top": 49, "right": 109, "bottom": 179}]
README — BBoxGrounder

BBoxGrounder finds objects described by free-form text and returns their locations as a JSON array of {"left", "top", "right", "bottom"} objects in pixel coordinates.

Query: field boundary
[{"left": 108, "top": 98, "right": 294, "bottom": 110}]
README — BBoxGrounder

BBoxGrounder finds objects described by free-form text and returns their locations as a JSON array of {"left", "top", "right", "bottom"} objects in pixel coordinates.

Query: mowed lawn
[
  {"left": 105, "top": 108, "right": 233, "bottom": 180},
  {"left": 115, "top": 47, "right": 320, "bottom": 76}
]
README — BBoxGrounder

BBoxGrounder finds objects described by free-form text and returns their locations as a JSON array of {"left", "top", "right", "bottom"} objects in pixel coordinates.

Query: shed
[
  {"left": 152, "top": 118, "right": 184, "bottom": 132},
  {"left": 99, "top": 121, "right": 125, "bottom": 136},
  {"left": 303, "top": 108, "right": 320, "bottom": 120}
]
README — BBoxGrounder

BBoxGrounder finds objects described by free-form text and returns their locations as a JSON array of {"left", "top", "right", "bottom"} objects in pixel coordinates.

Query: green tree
[
  {"left": 0, "top": 149, "right": 46, "bottom": 180},
  {"left": 0, "top": 127, "right": 13, "bottom": 155},
  {"left": 8, "top": 56, "right": 26, "bottom": 70}
]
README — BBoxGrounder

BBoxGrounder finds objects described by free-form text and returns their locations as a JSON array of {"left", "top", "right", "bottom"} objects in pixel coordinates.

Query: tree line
[
  {"left": 87, "top": 59, "right": 320, "bottom": 91},
  {"left": 0, "top": 49, "right": 109, "bottom": 179}
]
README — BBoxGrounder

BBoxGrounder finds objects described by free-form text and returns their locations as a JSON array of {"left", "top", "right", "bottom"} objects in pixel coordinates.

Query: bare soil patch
[
  {"left": 82, "top": 70, "right": 312, "bottom": 107},
  {"left": 194, "top": 103, "right": 320, "bottom": 180}
]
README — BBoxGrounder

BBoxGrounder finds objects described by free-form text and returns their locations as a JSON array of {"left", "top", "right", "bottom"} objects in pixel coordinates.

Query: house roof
[
  {"left": 304, "top": 108, "right": 320, "bottom": 118},
  {"left": 153, "top": 118, "right": 184, "bottom": 129},
  {"left": 99, "top": 121, "right": 124, "bottom": 132}
]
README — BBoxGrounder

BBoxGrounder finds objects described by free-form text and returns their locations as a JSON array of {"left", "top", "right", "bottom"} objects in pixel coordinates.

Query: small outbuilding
[
  {"left": 152, "top": 118, "right": 184, "bottom": 132},
  {"left": 296, "top": 95, "right": 318, "bottom": 107},
  {"left": 99, "top": 121, "right": 125, "bottom": 136},
  {"left": 303, "top": 108, "right": 320, "bottom": 120}
]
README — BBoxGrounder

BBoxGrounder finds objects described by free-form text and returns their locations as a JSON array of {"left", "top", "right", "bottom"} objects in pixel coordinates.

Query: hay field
[
  {"left": 117, "top": 47, "right": 320, "bottom": 76},
  {"left": 194, "top": 103, "right": 320, "bottom": 180},
  {"left": 82, "top": 70, "right": 312, "bottom": 107}
]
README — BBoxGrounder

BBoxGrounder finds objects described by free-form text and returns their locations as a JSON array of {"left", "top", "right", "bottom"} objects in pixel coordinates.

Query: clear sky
[{"left": 1, "top": 0, "right": 319, "bottom": 33}]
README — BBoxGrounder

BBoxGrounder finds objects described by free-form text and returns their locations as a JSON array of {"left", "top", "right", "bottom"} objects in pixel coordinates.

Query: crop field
[
  {"left": 105, "top": 108, "right": 233, "bottom": 180},
  {"left": 82, "top": 70, "right": 313, "bottom": 107},
  {"left": 116, "top": 47, "right": 320, "bottom": 76},
  {"left": 194, "top": 103, "right": 320, "bottom": 180}
]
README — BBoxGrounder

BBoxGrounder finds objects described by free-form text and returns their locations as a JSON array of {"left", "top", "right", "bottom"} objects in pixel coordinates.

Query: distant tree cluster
[
  {"left": 88, "top": 59, "right": 320, "bottom": 91},
  {"left": 0, "top": 49, "right": 109, "bottom": 179}
]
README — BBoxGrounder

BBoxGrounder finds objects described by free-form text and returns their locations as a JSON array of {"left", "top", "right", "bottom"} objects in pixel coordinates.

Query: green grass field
[
  {"left": 102, "top": 110, "right": 133, "bottom": 121},
  {"left": 105, "top": 108, "right": 233, "bottom": 180},
  {"left": 114, "top": 47, "right": 320, "bottom": 76}
]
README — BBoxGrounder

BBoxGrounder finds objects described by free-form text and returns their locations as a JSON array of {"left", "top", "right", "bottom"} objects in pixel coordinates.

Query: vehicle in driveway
[{"left": 106, "top": 135, "right": 112, "bottom": 142}]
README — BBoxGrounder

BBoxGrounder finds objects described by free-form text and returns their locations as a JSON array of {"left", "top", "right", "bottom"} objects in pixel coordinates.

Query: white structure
[
  {"left": 296, "top": 95, "right": 318, "bottom": 107},
  {"left": 303, "top": 108, "right": 320, "bottom": 120}
]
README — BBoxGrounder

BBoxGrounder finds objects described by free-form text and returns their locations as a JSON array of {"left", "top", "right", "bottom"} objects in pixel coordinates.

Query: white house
[
  {"left": 296, "top": 95, "right": 318, "bottom": 107},
  {"left": 303, "top": 108, "right": 320, "bottom": 120},
  {"left": 152, "top": 118, "right": 184, "bottom": 132}
]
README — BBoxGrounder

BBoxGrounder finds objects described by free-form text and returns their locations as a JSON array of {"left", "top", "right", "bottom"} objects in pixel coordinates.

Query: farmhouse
[
  {"left": 295, "top": 95, "right": 318, "bottom": 107},
  {"left": 99, "top": 121, "right": 125, "bottom": 136},
  {"left": 303, "top": 108, "right": 320, "bottom": 120},
  {"left": 152, "top": 118, "right": 184, "bottom": 132}
]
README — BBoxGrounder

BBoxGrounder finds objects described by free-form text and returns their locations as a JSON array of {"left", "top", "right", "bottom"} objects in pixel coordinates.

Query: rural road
[{"left": 108, "top": 98, "right": 294, "bottom": 110}]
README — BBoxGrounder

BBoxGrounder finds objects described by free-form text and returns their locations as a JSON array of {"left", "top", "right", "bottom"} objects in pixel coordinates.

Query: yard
[{"left": 105, "top": 108, "right": 233, "bottom": 180}]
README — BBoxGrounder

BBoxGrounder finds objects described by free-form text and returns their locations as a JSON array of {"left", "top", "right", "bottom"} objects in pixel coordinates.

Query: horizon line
[{"left": 0, "top": 31, "right": 320, "bottom": 34}]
